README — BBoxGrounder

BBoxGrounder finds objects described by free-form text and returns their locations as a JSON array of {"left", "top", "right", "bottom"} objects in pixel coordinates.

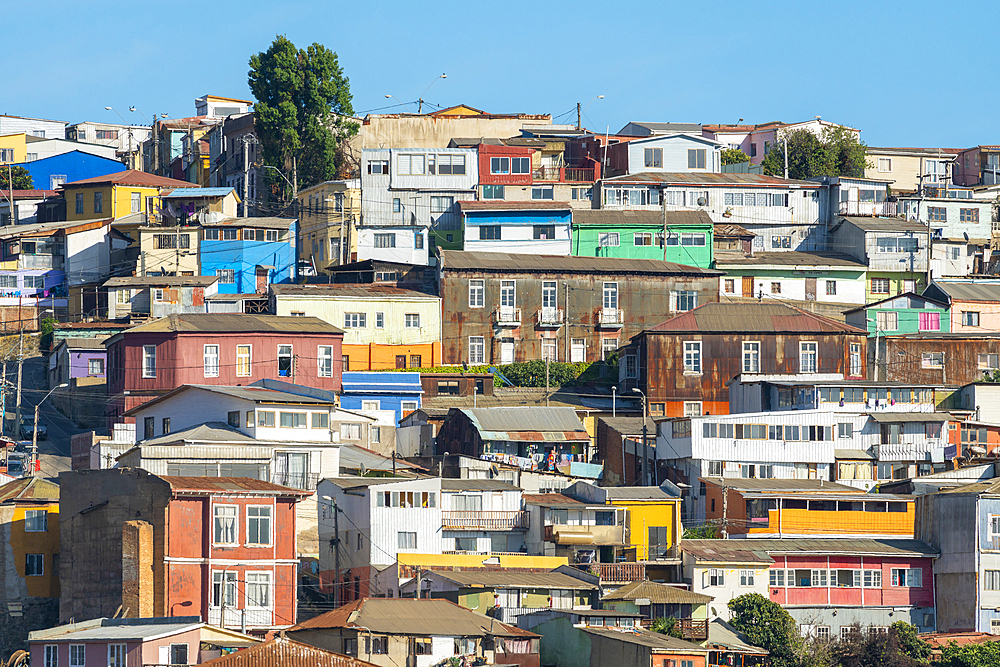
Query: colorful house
[
  {"left": 296, "top": 179, "right": 362, "bottom": 270},
  {"left": 14, "top": 150, "right": 126, "bottom": 191},
  {"left": 461, "top": 201, "right": 573, "bottom": 256},
  {"left": 828, "top": 217, "right": 929, "bottom": 301},
  {"left": 571, "top": 209, "right": 714, "bottom": 268},
  {"left": 0, "top": 478, "right": 60, "bottom": 657},
  {"left": 0, "top": 132, "right": 29, "bottom": 164},
  {"left": 715, "top": 250, "right": 867, "bottom": 303},
  {"left": 844, "top": 292, "right": 951, "bottom": 337},
  {"left": 341, "top": 371, "right": 422, "bottom": 422},
  {"left": 601, "top": 580, "right": 712, "bottom": 640},
  {"left": 924, "top": 281, "right": 1000, "bottom": 333},
  {"left": 61, "top": 170, "right": 194, "bottom": 222},
  {"left": 199, "top": 217, "right": 297, "bottom": 294}
]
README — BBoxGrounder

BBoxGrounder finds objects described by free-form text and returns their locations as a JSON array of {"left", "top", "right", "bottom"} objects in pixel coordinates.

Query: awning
[{"left": 835, "top": 449, "right": 875, "bottom": 460}]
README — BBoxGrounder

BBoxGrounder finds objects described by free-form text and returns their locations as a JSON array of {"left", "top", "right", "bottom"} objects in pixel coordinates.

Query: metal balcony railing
[
  {"left": 271, "top": 471, "right": 320, "bottom": 491},
  {"left": 536, "top": 308, "right": 564, "bottom": 326},
  {"left": 838, "top": 201, "right": 900, "bottom": 217},
  {"left": 442, "top": 510, "right": 529, "bottom": 530},
  {"left": 531, "top": 166, "right": 596, "bottom": 182},
  {"left": 494, "top": 307, "right": 521, "bottom": 326},
  {"left": 598, "top": 308, "right": 625, "bottom": 326}
]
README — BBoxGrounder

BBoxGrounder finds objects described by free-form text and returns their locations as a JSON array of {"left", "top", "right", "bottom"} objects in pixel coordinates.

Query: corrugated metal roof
[
  {"left": 572, "top": 209, "right": 713, "bottom": 227},
  {"left": 460, "top": 407, "right": 588, "bottom": 436},
  {"left": 682, "top": 538, "right": 938, "bottom": 557},
  {"left": 142, "top": 421, "right": 256, "bottom": 445},
  {"left": 604, "top": 172, "right": 820, "bottom": 187},
  {"left": 597, "top": 416, "right": 657, "bottom": 436},
  {"left": 680, "top": 544, "right": 774, "bottom": 564},
  {"left": 29, "top": 618, "right": 203, "bottom": 641},
  {"left": 104, "top": 276, "right": 218, "bottom": 288},
  {"left": 426, "top": 569, "right": 597, "bottom": 590},
  {"left": 202, "top": 216, "right": 294, "bottom": 229},
  {"left": 440, "top": 250, "right": 721, "bottom": 276},
  {"left": 120, "top": 313, "right": 342, "bottom": 335},
  {"left": 841, "top": 292, "right": 947, "bottom": 314},
  {"left": 459, "top": 201, "right": 572, "bottom": 212},
  {"left": 291, "top": 598, "right": 536, "bottom": 638},
  {"left": 441, "top": 479, "right": 520, "bottom": 491},
  {"left": 523, "top": 493, "right": 588, "bottom": 507},
  {"left": 327, "top": 477, "right": 425, "bottom": 490},
  {"left": 932, "top": 282, "right": 1000, "bottom": 303},
  {"left": 164, "top": 476, "right": 311, "bottom": 496},
  {"left": 701, "top": 478, "right": 859, "bottom": 493},
  {"left": 59, "top": 337, "right": 108, "bottom": 350},
  {"left": 342, "top": 372, "right": 424, "bottom": 394},
  {"left": 628, "top": 122, "right": 703, "bottom": 134},
  {"left": 0, "top": 477, "right": 59, "bottom": 504},
  {"left": 648, "top": 302, "right": 867, "bottom": 334},
  {"left": 161, "top": 187, "right": 235, "bottom": 198},
  {"left": 123, "top": 384, "right": 335, "bottom": 417},
  {"left": 340, "top": 446, "right": 422, "bottom": 474},
  {"left": 707, "top": 618, "right": 769, "bottom": 655},
  {"left": 602, "top": 580, "right": 713, "bottom": 604},
  {"left": 867, "top": 412, "right": 952, "bottom": 423},
  {"left": 835, "top": 449, "right": 876, "bottom": 460},
  {"left": 714, "top": 251, "right": 866, "bottom": 269},
  {"left": 582, "top": 627, "right": 708, "bottom": 652},
  {"left": 271, "top": 284, "right": 437, "bottom": 299},
  {"left": 196, "top": 636, "right": 374, "bottom": 667},
  {"left": 62, "top": 169, "right": 193, "bottom": 188},
  {"left": 837, "top": 217, "right": 930, "bottom": 233},
  {"left": 713, "top": 222, "right": 755, "bottom": 237}
]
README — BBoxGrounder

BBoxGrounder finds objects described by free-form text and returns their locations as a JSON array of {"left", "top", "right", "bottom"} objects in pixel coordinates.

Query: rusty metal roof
[
  {"left": 123, "top": 384, "right": 335, "bottom": 417},
  {"left": 603, "top": 172, "right": 820, "bottom": 187},
  {"left": 583, "top": 627, "right": 709, "bottom": 653},
  {"left": 424, "top": 569, "right": 597, "bottom": 590},
  {"left": 119, "top": 313, "right": 342, "bottom": 335},
  {"left": 523, "top": 493, "right": 588, "bottom": 507},
  {"left": 104, "top": 276, "right": 218, "bottom": 288},
  {"left": 459, "top": 407, "right": 590, "bottom": 441},
  {"left": 714, "top": 251, "right": 866, "bottom": 269},
  {"left": 648, "top": 301, "right": 867, "bottom": 334},
  {"left": 680, "top": 543, "right": 774, "bottom": 564},
  {"left": 930, "top": 281, "right": 1000, "bottom": 304},
  {"left": 700, "top": 478, "right": 860, "bottom": 493},
  {"left": 440, "top": 250, "right": 721, "bottom": 276},
  {"left": 271, "top": 284, "right": 438, "bottom": 299},
  {"left": 836, "top": 216, "right": 930, "bottom": 233},
  {"left": 441, "top": 479, "right": 520, "bottom": 491},
  {"left": 203, "top": 216, "right": 293, "bottom": 229},
  {"left": 458, "top": 201, "right": 572, "bottom": 212},
  {"left": 62, "top": 169, "right": 193, "bottom": 189},
  {"left": 291, "top": 598, "right": 537, "bottom": 638},
  {"left": 867, "top": 412, "right": 953, "bottom": 423},
  {"left": 713, "top": 222, "right": 755, "bottom": 237},
  {"left": 196, "top": 636, "right": 377, "bottom": 667},
  {"left": 164, "top": 476, "right": 311, "bottom": 497},
  {"left": 0, "top": 477, "right": 59, "bottom": 504},
  {"left": 572, "top": 209, "right": 713, "bottom": 226},
  {"left": 682, "top": 538, "right": 937, "bottom": 557},
  {"left": 602, "top": 580, "right": 713, "bottom": 604}
]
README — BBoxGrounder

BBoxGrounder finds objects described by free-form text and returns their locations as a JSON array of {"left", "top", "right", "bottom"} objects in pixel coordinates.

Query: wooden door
[
  {"left": 395, "top": 355, "right": 406, "bottom": 369},
  {"left": 805, "top": 277, "right": 817, "bottom": 301},
  {"left": 742, "top": 276, "right": 753, "bottom": 297}
]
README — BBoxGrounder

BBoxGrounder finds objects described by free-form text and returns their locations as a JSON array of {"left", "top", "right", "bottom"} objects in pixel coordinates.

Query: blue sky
[{"left": 4, "top": 0, "right": 998, "bottom": 148}]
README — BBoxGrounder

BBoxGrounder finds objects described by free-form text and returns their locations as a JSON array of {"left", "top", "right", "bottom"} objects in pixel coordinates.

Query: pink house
[
  {"left": 29, "top": 616, "right": 258, "bottom": 667},
  {"left": 703, "top": 119, "right": 861, "bottom": 165}
]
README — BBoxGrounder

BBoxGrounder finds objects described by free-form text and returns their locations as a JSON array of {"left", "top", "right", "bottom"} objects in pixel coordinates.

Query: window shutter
[{"left": 398, "top": 154, "right": 411, "bottom": 175}]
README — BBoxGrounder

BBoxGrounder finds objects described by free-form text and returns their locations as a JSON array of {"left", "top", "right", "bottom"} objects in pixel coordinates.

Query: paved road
[{"left": 7, "top": 356, "right": 82, "bottom": 478}]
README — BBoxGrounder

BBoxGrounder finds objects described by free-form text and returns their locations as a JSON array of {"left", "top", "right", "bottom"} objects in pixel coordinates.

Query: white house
[
  {"left": 607, "top": 134, "right": 723, "bottom": 176},
  {"left": 715, "top": 251, "right": 868, "bottom": 304},
  {"left": 459, "top": 201, "right": 573, "bottom": 255}
]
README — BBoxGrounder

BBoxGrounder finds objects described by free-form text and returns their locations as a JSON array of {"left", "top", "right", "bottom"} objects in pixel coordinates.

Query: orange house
[
  {"left": 702, "top": 478, "right": 915, "bottom": 538},
  {"left": 948, "top": 419, "right": 1000, "bottom": 459}
]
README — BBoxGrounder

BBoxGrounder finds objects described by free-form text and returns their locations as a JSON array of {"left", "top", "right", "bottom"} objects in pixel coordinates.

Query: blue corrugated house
[
  {"left": 15, "top": 151, "right": 126, "bottom": 190},
  {"left": 340, "top": 372, "right": 423, "bottom": 423},
  {"left": 199, "top": 217, "right": 297, "bottom": 294},
  {"left": 460, "top": 201, "right": 573, "bottom": 255}
]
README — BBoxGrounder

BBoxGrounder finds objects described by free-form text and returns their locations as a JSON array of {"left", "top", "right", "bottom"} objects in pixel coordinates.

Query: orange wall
[
  {"left": 342, "top": 343, "right": 442, "bottom": 371},
  {"left": 660, "top": 399, "right": 729, "bottom": 418}
]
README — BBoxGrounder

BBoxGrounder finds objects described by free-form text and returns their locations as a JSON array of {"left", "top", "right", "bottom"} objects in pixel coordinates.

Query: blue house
[
  {"left": 460, "top": 201, "right": 573, "bottom": 255},
  {"left": 199, "top": 217, "right": 297, "bottom": 294},
  {"left": 15, "top": 151, "right": 125, "bottom": 191},
  {"left": 340, "top": 372, "right": 423, "bottom": 423}
]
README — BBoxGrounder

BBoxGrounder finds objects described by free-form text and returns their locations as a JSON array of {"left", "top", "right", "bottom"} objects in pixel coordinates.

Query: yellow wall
[
  {"left": 113, "top": 185, "right": 160, "bottom": 218},
  {"left": 297, "top": 182, "right": 362, "bottom": 271},
  {"left": 609, "top": 500, "right": 681, "bottom": 561},
  {"left": 66, "top": 184, "right": 160, "bottom": 221},
  {"left": 9, "top": 502, "right": 60, "bottom": 598},
  {"left": 342, "top": 343, "right": 442, "bottom": 371},
  {"left": 754, "top": 504, "right": 915, "bottom": 537},
  {"left": 0, "top": 134, "right": 28, "bottom": 164},
  {"left": 397, "top": 552, "right": 567, "bottom": 569}
]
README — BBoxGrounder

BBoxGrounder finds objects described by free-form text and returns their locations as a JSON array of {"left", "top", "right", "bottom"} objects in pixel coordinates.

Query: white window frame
[
  {"left": 108, "top": 645, "right": 126, "bottom": 667},
  {"left": 318, "top": 345, "right": 334, "bottom": 378},
  {"left": 743, "top": 341, "right": 760, "bottom": 373},
  {"left": 213, "top": 504, "right": 238, "bottom": 545},
  {"left": 469, "top": 280, "right": 485, "bottom": 308},
  {"left": 203, "top": 344, "right": 219, "bottom": 378},
  {"left": 236, "top": 344, "right": 252, "bottom": 377},
  {"left": 211, "top": 570, "right": 238, "bottom": 608},
  {"left": 405, "top": 313, "right": 420, "bottom": 328},
  {"left": 799, "top": 341, "right": 818, "bottom": 373},
  {"left": 245, "top": 571, "right": 273, "bottom": 609},
  {"left": 24, "top": 509, "right": 47, "bottom": 532},
  {"left": 69, "top": 645, "right": 85, "bottom": 667},
  {"left": 877, "top": 157, "right": 892, "bottom": 172},
  {"left": 683, "top": 341, "right": 702, "bottom": 374},
  {"left": 469, "top": 336, "right": 485, "bottom": 364},
  {"left": 598, "top": 232, "right": 619, "bottom": 247},
  {"left": 246, "top": 505, "right": 272, "bottom": 546},
  {"left": 740, "top": 569, "right": 755, "bottom": 587},
  {"left": 142, "top": 345, "right": 156, "bottom": 378}
]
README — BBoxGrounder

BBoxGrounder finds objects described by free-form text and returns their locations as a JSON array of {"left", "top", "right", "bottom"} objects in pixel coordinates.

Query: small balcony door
[
  {"left": 571, "top": 339, "right": 586, "bottom": 363},
  {"left": 500, "top": 339, "right": 515, "bottom": 364},
  {"left": 542, "top": 281, "right": 558, "bottom": 320}
]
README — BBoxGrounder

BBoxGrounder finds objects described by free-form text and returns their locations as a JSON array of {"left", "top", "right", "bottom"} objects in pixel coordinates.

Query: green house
[
  {"left": 572, "top": 209, "right": 714, "bottom": 268},
  {"left": 844, "top": 292, "right": 951, "bottom": 336},
  {"left": 601, "top": 580, "right": 712, "bottom": 640}
]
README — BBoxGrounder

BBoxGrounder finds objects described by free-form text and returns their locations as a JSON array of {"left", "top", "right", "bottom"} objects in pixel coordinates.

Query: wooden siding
[{"left": 882, "top": 335, "right": 1000, "bottom": 385}]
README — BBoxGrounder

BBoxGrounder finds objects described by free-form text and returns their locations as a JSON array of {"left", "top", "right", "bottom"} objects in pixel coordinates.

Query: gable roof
[
  {"left": 620, "top": 122, "right": 703, "bottom": 135},
  {"left": 572, "top": 209, "right": 713, "bottom": 227},
  {"left": 647, "top": 301, "right": 867, "bottom": 334},
  {"left": 457, "top": 407, "right": 588, "bottom": 437},
  {"left": 440, "top": 250, "right": 722, "bottom": 277},
  {"left": 0, "top": 477, "right": 59, "bottom": 504},
  {"left": 422, "top": 569, "right": 597, "bottom": 590},
  {"left": 700, "top": 477, "right": 861, "bottom": 493},
  {"left": 29, "top": 617, "right": 204, "bottom": 642},
  {"left": 122, "top": 384, "right": 335, "bottom": 416},
  {"left": 927, "top": 281, "right": 1000, "bottom": 304},
  {"left": 834, "top": 216, "right": 930, "bottom": 233},
  {"left": 163, "top": 475, "right": 311, "bottom": 497},
  {"left": 271, "top": 284, "right": 437, "bottom": 299},
  {"left": 681, "top": 538, "right": 937, "bottom": 558},
  {"left": 458, "top": 201, "right": 572, "bottom": 212},
  {"left": 602, "top": 579, "right": 712, "bottom": 604},
  {"left": 842, "top": 291, "right": 948, "bottom": 314},
  {"left": 195, "top": 635, "right": 375, "bottom": 667},
  {"left": 582, "top": 627, "right": 708, "bottom": 653},
  {"left": 440, "top": 479, "right": 520, "bottom": 491},
  {"left": 62, "top": 169, "right": 193, "bottom": 189},
  {"left": 603, "top": 172, "right": 820, "bottom": 188},
  {"left": 713, "top": 251, "right": 866, "bottom": 269},
  {"left": 140, "top": 421, "right": 257, "bottom": 445},
  {"left": 116, "top": 313, "right": 341, "bottom": 335},
  {"left": 104, "top": 275, "right": 218, "bottom": 288},
  {"left": 161, "top": 187, "right": 236, "bottom": 199}
]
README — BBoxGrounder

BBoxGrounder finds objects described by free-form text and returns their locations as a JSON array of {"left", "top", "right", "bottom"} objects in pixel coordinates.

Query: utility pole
[
  {"left": 545, "top": 356, "right": 550, "bottom": 407},
  {"left": 563, "top": 283, "right": 569, "bottom": 362},
  {"left": 242, "top": 136, "right": 249, "bottom": 218},
  {"left": 13, "top": 298, "right": 23, "bottom": 438},
  {"left": 292, "top": 156, "right": 298, "bottom": 200},
  {"left": 331, "top": 497, "right": 342, "bottom": 607},
  {"left": 783, "top": 135, "right": 788, "bottom": 180},
  {"left": 576, "top": 103, "right": 582, "bottom": 131},
  {"left": 661, "top": 186, "right": 668, "bottom": 261},
  {"left": 721, "top": 483, "right": 729, "bottom": 539}
]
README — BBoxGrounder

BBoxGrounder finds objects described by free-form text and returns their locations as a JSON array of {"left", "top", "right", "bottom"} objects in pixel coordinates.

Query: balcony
[
  {"left": 593, "top": 562, "right": 646, "bottom": 583},
  {"left": 536, "top": 308, "right": 564, "bottom": 327},
  {"left": 838, "top": 201, "right": 900, "bottom": 217},
  {"left": 676, "top": 619, "right": 709, "bottom": 641},
  {"left": 208, "top": 607, "right": 272, "bottom": 628},
  {"left": 494, "top": 307, "right": 522, "bottom": 327},
  {"left": 532, "top": 166, "right": 596, "bottom": 183},
  {"left": 271, "top": 471, "right": 320, "bottom": 491},
  {"left": 544, "top": 524, "right": 624, "bottom": 545},
  {"left": 598, "top": 308, "right": 625, "bottom": 328},
  {"left": 442, "top": 510, "right": 529, "bottom": 530}
]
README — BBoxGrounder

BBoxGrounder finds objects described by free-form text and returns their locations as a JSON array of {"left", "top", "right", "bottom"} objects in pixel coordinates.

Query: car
[
  {"left": 297, "top": 259, "right": 317, "bottom": 277},
  {"left": 19, "top": 418, "right": 46, "bottom": 441}
]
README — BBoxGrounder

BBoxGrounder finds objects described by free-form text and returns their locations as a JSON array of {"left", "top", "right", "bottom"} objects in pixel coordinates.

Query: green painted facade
[
  {"left": 571, "top": 222, "right": 714, "bottom": 268},
  {"left": 532, "top": 617, "right": 593, "bottom": 667},
  {"left": 845, "top": 294, "right": 951, "bottom": 336},
  {"left": 865, "top": 271, "right": 927, "bottom": 303},
  {"left": 604, "top": 599, "right": 709, "bottom": 621},
  {"left": 431, "top": 228, "right": 464, "bottom": 252},
  {"left": 456, "top": 587, "right": 590, "bottom": 615}
]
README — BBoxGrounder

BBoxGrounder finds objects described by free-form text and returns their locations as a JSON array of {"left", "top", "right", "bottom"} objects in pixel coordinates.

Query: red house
[
  {"left": 105, "top": 313, "right": 344, "bottom": 429},
  {"left": 59, "top": 468, "right": 310, "bottom": 633}
]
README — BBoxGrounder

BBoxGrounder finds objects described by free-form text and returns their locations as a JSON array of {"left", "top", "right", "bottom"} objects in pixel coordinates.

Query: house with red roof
[
  {"left": 618, "top": 300, "right": 868, "bottom": 418},
  {"left": 60, "top": 169, "right": 194, "bottom": 223}
]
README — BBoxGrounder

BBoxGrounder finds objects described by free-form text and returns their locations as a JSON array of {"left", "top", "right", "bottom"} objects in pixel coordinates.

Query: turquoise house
[
  {"left": 844, "top": 292, "right": 951, "bottom": 336},
  {"left": 571, "top": 209, "right": 714, "bottom": 268}
]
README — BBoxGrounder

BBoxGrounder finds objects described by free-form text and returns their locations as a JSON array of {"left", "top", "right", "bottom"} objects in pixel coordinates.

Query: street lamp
[
  {"left": 384, "top": 94, "right": 414, "bottom": 112},
  {"left": 417, "top": 74, "right": 446, "bottom": 114},
  {"left": 31, "top": 383, "right": 67, "bottom": 476},
  {"left": 578, "top": 95, "right": 604, "bottom": 130},
  {"left": 632, "top": 387, "right": 648, "bottom": 486}
]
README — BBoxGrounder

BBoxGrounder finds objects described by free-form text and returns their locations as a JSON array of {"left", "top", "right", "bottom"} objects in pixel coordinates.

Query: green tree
[
  {"left": 761, "top": 126, "right": 869, "bottom": 180},
  {"left": 984, "top": 369, "right": 1000, "bottom": 383},
  {"left": 821, "top": 126, "right": 869, "bottom": 179},
  {"left": 650, "top": 616, "right": 684, "bottom": 639},
  {"left": 683, "top": 523, "right": 719, "bottom": 539},
  {"left": 728, "top": 593, "right": 800, "bottom": 667},
  {"left": 938, "top": 639, "right": 1000, "bottom": 667},
  {"left": 721, "top": 148, "right": 750, "bottom": 166},
  {"left": 889, "top": 621, "right": 930, "bottom": 662},
  {"left": 248, "top": 35, "right": 357, "bottom": 198},
  {"left": 829, "top": 624, "right": 927, "bottom": 667},
  {"left": 0, "top": 166, "right": 33, "bottom": 190}
]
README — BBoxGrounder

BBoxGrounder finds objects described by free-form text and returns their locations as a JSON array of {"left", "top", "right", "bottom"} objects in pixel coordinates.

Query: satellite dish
[{"left": 697, "top": 197, "right": 708, "bottom": 207}]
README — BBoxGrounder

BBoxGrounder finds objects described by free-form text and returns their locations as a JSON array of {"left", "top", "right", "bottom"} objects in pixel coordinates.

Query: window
[
  {"left": 374, "top": 233, "right": 396, "bottom": 248},
  {"left": 438, "top": 380, "right": 459, "bottom": 395},
  {"left": 414, "top": 232, "right": 424, "bottom": 249},
  {"left": 963, "top": 311, "right": 981, "bottom": 327},
  {"left": 685, "top": 401, "right": 702, "bottom": 417},
  {"left": 340, "top": 423, "right": 363, "bottom": 440},
  {"left": 439, "top": 154, "right": 467, "bottom": 174},
  {"left": 706, "top": 568, "right": 725, "bottom": 586},
  {"left": 644, "top": 147, "right": 663, "bottom": 168},
  {"left": 918, "top": 312, "right": 940, "bottom": 331},
  {"left": 244, "top": 506, "right": 272, "bottom": 546},
  {"left": 344, "top": 312, "right": 366, "bottom": 328},
  {"left": 922, "top": 352, "right": 944, "bottom": 368},
  {"left": 312, "top": 412, "right": 329, "bottom": 429},
  {"left": 397, "top": 153, "right": 426, "bottom": 175},
  {"left": 771, "top": 235, "right": 792, "bottom": 249},
  {"left": 75, "top": 193, "right": 83, "bottom": 215},
  {"left": 708, "top": 460, "right": 724, "bottom": 475},
  {"left": 318, "top": 346, "right": 334, "bottom": 377},
  {"left": 168, "top": 644, "right": 187, "bottom": 667},
  {"left": 876, "top": 311, "right": 898, "bottom": 331},
  {"left": 368, "top": 159, "right": 389, "bottom": 175},
  {"left": 469, "top": 280, "right": 484, "bottom": 308},
  {"left": 771, "top": 282, "right": 782, "bottom": 294},
  {"left": 482, "top": 184, "right": 504, "bottom": 199},
  {"left": 401, "top": 312, "right": 422, "bottom": 328},
  {"left": 800, "top": 342, "right": 817, "bottom": 373},
  {"left": 25, "top": 509, "right": 47, "bottom": 532},
  {"left": 683, "top": 341, "right": 702, "bottom": 373},
  {"left": 280, "top": 412, "right": 308, "bottom": 428},
  {"left": 25, "top": 553, "right": 44, "bottom": 576},
  {"left": 94, "top": 192, "right": 103, "bottom": 214},
  {"left": 214, "top": 505, "right": 237, "bottom": 544},
  {"left": 850, "top": 343, "right": 862, "bottom": 376},
  {"left": 740, "top": 570, "right": 755, "bottom": 586},
  {"left": 69, "top": 645, "right": 85, "bottom": 667},
  {"left": 162, "top": 417, "right": 171, "bottom": 435},
  {"left": 277, "top": 344, "right": 292, "bottom": 377},
  {"left": 391, "top": 198, "right": 402, "bottom": 214},
  {"left": 625, "top": 355, "right": 637, "bottom": 379},
  {"left": 398, "top": 532, "right": 417, "bottom": 549},
  {"left": 202, "top": 345, "right": 219, "bottom": 377},
  {"left": 130, "top": 192, "right": 141, "bottom": 213},
  {"left": 143, "top": 417, "right": 154, "bottom": 441},
  {"left": 672, "top": 290, "right": 698, "bottom": 312},
  {"left": 142, "top": 345, "right": 156, "bottom": 378},
  {"left": 927, "top": 207, "right": 947, "bottom": 222},
  {"left": 825, "top": 280, "right": 837, "bottom": 296},
  {"left": 490, "top": 157, "right": 510, "bottom": 174},
  {"left": 961, "top": 208, "right": 980, "bottom": 223},
  {"left": 236, "top": 344, "right": 251, "bottom": 376},
  {"left": 878, "top": 157, "right": 892, "bottom": 172},
  {"left": 500, "top": 280, "right": 516, "bottom": 309},
  {"left": 770, "top": 569, "right": 785, "bottom": 587},
  {"left": 743, "top": 341, "right": 760, "bottom": 373},
  {"left": 891, "top": 568, "right": 922, "bottom": 587},
  {"left": 979, "top": 354, "right": 1000, "bottom": 370},
  {"left": 215, "top": 269, "right": 235, "bottom": 284},
  {"left": 688, "top": 149, "right": 707, "bottom": 169},
  {"left": 871, "top": 278, "right": 890, "bottom": 294},
  {"left": 255, "top": 410, "right": 274, "bottom": 428},
  {"left": 246, "top": 572, "right": 271, "bottom": 608},
  {"left": 542, "top": 340, "right": 557, "bottom": 361},
  {"left": 479, "top": 225, "right": 501, "bottom": 240},
  {"left": 681, "top": 232, "right": 707, "bottom": 246},
  {"left": 572, "top": 186, "right": 592, "bottom": 201},
  {"left": 598, "top": 232, "right": 620, "bottom": 247},
  {"left": 724, "top": 279, "right": 735, "bottom": 294},
  {"left": 108, "top": 645, "right": 126, "bottom": 667},
  {"left": 469, "top": 336, "right": 485, "bottom": 364},
  {"left": 533, "top": 225, "right": 556, "bottom": 240},
  {"left": 430, "top": 196, "right": 453, "bottom": 213},
  {"left": 531, "top": 187, "right": 554, "bottom": 200},
  {"left": 864, "top": 569, "right": 882, "bottom": 588},
  {"left": 603, "top": 282, "right": 618, "bottom": 309},
  {"left": 984, "top": 570, "right": 1000, "bottom": 591},
  {"left": 152, "top": 288, "right": 165, "bottom": 303}
]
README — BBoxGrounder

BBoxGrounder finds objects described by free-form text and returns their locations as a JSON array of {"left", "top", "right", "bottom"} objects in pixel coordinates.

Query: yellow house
[
  {"left": 0, "top": 477, "right": 60, "bottom": 604},
  {"left": 0, "top": 133, "right": 28, "bottom": 164},
  {"left": 61, "top": 169, "right": 194, "bottom": 222},
  {"left": 296, "top": 179, "right": 361, "bottom": 271}
]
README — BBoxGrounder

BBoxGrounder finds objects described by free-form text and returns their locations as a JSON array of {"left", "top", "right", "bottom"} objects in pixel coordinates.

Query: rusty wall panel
[
  {"left": 883, "top": 337, "right": 1000, "bottom": 385},
  {"left": 440, "top": 268, "right": 720, "bottom": 365}
]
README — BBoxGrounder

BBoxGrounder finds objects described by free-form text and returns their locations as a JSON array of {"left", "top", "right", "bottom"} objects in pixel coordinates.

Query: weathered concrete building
[{"left": 437, "top": 249, "right": 721, "bottom": 365}]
